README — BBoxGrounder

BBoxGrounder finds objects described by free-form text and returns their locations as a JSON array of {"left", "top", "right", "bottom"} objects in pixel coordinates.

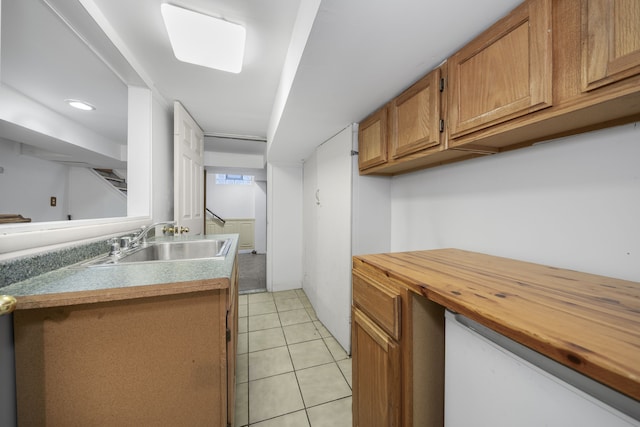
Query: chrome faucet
[
  {"left": 129, "top": 221, "right": 176, "bottom": 247},
  {"left": 107, "top": 221, "right": 176, "bottom": 257}
]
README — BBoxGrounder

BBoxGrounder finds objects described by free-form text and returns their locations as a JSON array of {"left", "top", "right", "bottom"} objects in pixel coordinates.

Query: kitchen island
[
  {"left": 352, "top": 248, "right": 640, "bottom": 426},
  {"left": 4, "top": 234, "right": 239, "bottom": 427}
]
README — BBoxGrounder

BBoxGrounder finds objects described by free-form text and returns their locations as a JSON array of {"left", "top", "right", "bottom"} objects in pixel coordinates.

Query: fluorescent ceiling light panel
[{"left": 161, "top": 3, "right": 246, "bottom": 73}]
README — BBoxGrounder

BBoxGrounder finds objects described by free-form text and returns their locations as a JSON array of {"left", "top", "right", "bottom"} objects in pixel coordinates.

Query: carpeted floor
[{"left": 238, "top": 253, "right": 266, "bottom": 294}]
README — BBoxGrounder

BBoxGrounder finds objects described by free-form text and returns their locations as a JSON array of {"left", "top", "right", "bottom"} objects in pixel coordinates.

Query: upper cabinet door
[
  {"left": 448, "top": 0, "right": 553, "bottom": 139},
  {"left": 582, "top": 0, "right": 640, "bottom": 92},
  {"left": 390, "top": 69, "right": 441, "bottom": 159},
  {"left": 358, "top": 105, "right": 388, "bottom": 171}
]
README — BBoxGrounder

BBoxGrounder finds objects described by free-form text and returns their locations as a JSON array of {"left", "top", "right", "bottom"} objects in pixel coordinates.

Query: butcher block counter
[{"left": 351, "top": 248, "right": 639, "bottom": 426}]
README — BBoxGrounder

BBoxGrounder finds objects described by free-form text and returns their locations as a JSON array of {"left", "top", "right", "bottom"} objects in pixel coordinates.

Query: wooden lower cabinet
[
  {"left": 13, "top": 264, "right": 238, "bottom": 426},
  {"left": 352, "top": 261, "right": 445, "bottom": 426},
  {"left": 352, "top": 307, "right": 401, "bottom": 427}
]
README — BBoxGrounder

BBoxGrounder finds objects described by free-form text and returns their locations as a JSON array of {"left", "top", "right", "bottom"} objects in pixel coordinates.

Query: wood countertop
[{"left": 353, "top": 249, "right": 640, "bottom": 402}]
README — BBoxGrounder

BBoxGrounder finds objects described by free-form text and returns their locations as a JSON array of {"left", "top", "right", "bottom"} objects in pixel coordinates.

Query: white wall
[
  {"left": 0, "top": 138, "right": 69, "bottom": 222},
  {"left": 206, "top": 174, "right": 257, "bottom": 218},
  {"left": 205, "top": 171, "right": 267, "bottom": 253},
  {"left": 351, "top": 124, "right": 392, "bottom": 256},
  {"left": 0, "top": 139, "right": 128, "bottom": 223},
  {"left": 254, "top": 181, "right": 267, "bottom": 254},
  {"left": 390, "top": 123, "right": 640, "bottom": 282},
  {"left": 352, "top": 171, "right": 392, "bottom": 256},
  {"left": 204, "top": 151, "right": 265, "bottom": 169},
  {"left": 67, "top": 167, "right": 126, "bottom": 220},
  {"left": 127, "top": 86, "right": 152, "bottom": 219},
  {"left": 267, "top": 163, "right": 303, "bottom": 291},
  {"left": 151, "top": 95, "right": 173, "bottom": 222}
]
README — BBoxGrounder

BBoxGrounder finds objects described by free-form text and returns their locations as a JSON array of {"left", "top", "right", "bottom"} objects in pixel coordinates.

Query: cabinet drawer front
[{"left": 353, "top": 273, "right": 401, "bottom": 340}]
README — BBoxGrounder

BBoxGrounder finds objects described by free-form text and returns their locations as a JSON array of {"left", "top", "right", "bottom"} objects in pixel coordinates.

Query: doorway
[{"left": 205, "top": 170, "right": 267, "bottom": 294}]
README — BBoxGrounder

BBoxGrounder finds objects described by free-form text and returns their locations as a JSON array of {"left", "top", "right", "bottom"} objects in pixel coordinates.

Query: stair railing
[{"left": 206, "top": 208, "right": 226, "bottom": 225}]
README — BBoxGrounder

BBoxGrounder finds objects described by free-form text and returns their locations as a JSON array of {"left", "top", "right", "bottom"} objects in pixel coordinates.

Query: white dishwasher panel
[{"left": 444, "top": 311, "right": 640, "bottom": 427}]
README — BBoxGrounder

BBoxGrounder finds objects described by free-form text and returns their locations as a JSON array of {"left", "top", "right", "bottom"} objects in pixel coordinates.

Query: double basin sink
[{"left": 84, "top": 238, "right": 232, "bottom": 267}]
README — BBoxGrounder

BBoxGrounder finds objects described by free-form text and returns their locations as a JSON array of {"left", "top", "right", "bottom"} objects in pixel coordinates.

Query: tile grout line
[
  {"left": 245, "top": 293, "right": 304, "bottom": 425},
  {"left": 244, "top": 297, "right": 251, "bottom": 427},
  {"left": 275, "top": 296, "right": 314, "bottom": 427},
  {"left": 242, "top": 290, "right": 352, "bottom": 426}
]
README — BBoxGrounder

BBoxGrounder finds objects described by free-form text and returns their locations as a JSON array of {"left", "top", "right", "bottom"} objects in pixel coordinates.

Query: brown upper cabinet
[
  {"left": 358, "top": 0, "right": 640, "bottom": 176},
  {"left": 359, "top": 65, "right": 476, "bottom": 175},
  {"left": 582, "top": 0, "right": 640, "bottom": 92},
  {"left": 358, "top": 105, "right": 388, "bottom": 171},
  {"left": 448, "top": 0, "right": 553, "bottom": 139},
  {"left": 390, "top": 68, "right": 442, "bottom": 159},
  {"left": 449, "top": 0, "right": 640, "bottom": 150},
  {"left": 358, "top": 67, "right": 445, "bottom": 173}
]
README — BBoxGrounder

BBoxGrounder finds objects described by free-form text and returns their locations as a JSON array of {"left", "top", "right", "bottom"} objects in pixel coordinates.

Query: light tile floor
[{"left": 235, "top": 289, "right": 352, "bottom": 427}]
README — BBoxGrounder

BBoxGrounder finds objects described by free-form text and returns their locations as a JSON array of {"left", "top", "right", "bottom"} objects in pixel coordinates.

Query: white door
[
  {"left": 316, "top": 126, "right": 353, "bottom": 352},
  {"left": 302, "top": 154, "right": 319, "bottom": 309},
  {"left": 174, "top": 101, "right": 204, "bottom": 235}
]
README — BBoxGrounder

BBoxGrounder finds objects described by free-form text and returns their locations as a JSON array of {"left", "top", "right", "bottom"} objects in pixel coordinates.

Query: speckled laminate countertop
[{"left": 2, "top": 234, "right": 238, "bottom": 309}]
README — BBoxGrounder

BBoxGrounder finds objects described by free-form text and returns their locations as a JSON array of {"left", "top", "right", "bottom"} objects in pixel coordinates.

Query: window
[{"left": 215, "top": 174, "right": 254, "bottom": 185}]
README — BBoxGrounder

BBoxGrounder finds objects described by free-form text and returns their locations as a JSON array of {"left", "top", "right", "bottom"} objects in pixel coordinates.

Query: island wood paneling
[{"left": 14, "top": 291, "right": 228, "bottom": 426}]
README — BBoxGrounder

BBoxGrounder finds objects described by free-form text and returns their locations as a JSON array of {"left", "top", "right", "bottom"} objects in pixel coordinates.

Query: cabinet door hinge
[
  {"left": 439, "top": 119, "right": 445, "bottom": 133},
  {"left": 351, "top": 150, "right": 359, "bottom": 156},
  {"left": 439, "top": 78, "right": 445, "bottom": 92},
  {"left": 226, "top": 328, "right": 231, "bottom": 342}
]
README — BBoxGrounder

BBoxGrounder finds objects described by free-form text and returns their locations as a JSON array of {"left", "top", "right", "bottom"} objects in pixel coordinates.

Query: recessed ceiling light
[
  {"left": 65, "top": 99, "right": 95, "bottom": 111},
  {"left": 161, "top": 3, "right": 246, "bottom": 73}
]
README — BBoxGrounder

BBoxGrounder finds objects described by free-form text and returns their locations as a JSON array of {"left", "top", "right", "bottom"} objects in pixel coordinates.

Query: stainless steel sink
[{"left": 84, "top": 239, "right": 232, "bottom": 267}]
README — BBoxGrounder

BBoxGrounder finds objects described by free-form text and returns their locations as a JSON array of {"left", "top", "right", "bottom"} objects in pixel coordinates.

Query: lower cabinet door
[{"left": 352, "top": 307, "right": 401, "bottom": 427}]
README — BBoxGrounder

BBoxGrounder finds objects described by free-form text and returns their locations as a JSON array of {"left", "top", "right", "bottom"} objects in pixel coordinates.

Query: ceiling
[
  {"left": 1, "top": 0, "right": 525, "bottom": 168},
  {"left": 1, "top": 0, "right": 138, "bottom": 168}
]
